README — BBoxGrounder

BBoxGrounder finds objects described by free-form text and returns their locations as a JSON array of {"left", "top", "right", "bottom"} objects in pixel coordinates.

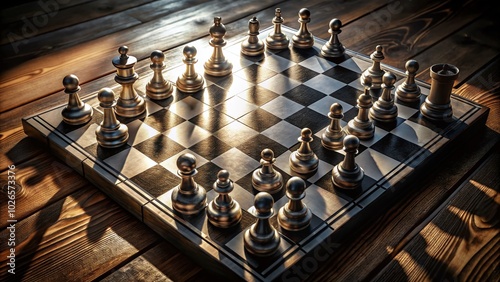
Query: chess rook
[
  {"left": 176, "top": 45, "right": 205, "bottom": 93},
  {"left": 345, "top": 79, "right": 375, "bottom": 140},
  {"left": 321, "top": 18, "right": 345, "bottom": 58},
  {"left": 360, "top": 45, "right": 385, "bottom": 91},
  {"left": 370, "top": 71, "right": 398, "bottom": 122},
  {"left": 171, "top": 153, "right": 207, "bottom": 215},
  {"left": 95, "top": 88, "right": 129, "bottom": 148},
  {"left": 289, "top": 128, "right": 319, "bottom": 174},
  {"left": 292, "top": 8, "right": 314, "bottom": 48},
  {"left": 266, "top": 8, "right": 289, "bottom": 50},
  {"left": 252, "top": 148, "right": 283, "bottom": 194},
  {"left": 421, "top": 63, "right": 458, "bottom": 121},
  {"left": 204, "top": 16, "right": 233, "bottom": 77},
  {"left": 278, "top": 177, "right": 312, "bottom": 231},
  {"left": 206, "top": 170, "right": 242, "bottom": 228},
  {"left": 321, "top": 103, "right": 346, "bottom": 150},
  {"left": 396, "top": 60, "right": 421, "bottom": 103},
  {"left": 146, "top": 50, "right": 173, "bottom": 100},
  {"left": 61, "top": 74, "right": 93, "bottom": 125},
  {"left": 241, "top": 16, "right": 265, "bottom": 56},
  {"left": 112, "top": 46, "right": 146, "bottom": 118},
  {"left": 244, "top": 192, "right": 281, "bottom": 256},
  {"left": 332, "top": 135, "right": 364, "bottom": 189}
]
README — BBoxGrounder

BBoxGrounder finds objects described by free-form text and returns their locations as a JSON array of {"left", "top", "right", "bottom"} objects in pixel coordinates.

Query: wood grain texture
[
  {"left": 0, "top": 153, "right": 89, "bottom": 229},
  {"left": 0, "top": 185, "right": 162, "bottom": 282},
  {"left": 372, "top": 146, "right": 500, "bottom": 282}
]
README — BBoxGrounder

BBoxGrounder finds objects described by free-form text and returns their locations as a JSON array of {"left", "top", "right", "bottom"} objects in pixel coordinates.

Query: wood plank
[
  {"left": 0, "top": 0, "right": 217, "bottom": 69},
  {"left": 0, "top": 0, "right": 155, "bottom": 45},
  {"left": 0, "top": 0, "right": 284, "bottom": 113},
  {"left": 372, "top": 145, "right": 500, "bottom": 281},
  {"left": 307, "top": 128, "right": 499, "bottom": 281},
  {"left": 0, "top": 153, "right": 89, "bottom": 229},
  {"left": 341, "top": 0, "right": 485, "bottom": 71},
  {"left": 100, "top": 241, "right": 209, "bottom": 282},
  {"left": 414, "top": 17, "right": 500, "bottom": 86},
  {"left": 0, "top": 185, "right": 162, "bottom": 281}
]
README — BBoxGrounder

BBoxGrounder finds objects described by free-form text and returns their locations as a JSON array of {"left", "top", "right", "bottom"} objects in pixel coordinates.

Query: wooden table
[{"left": 1, "top": 0, "right": 499, "bottom": 281}]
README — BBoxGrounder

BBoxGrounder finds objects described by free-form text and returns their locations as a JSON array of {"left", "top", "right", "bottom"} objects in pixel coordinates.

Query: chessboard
[{"left": 22, "top": 21, "right": 488, "bottom": 281}]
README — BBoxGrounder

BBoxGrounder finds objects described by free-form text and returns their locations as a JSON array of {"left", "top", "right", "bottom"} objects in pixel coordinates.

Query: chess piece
[
  {"left": 289, "top": 128, "right": 319, "bottom": 174},
  {"left": 396, "top": 59, "right": 421, "bottom": 103},
  {"left": 112, "top": 46, "right": 146, "bottom": 118},
  {"left": 345, "top": 77, "right": 375, "bottom": 140},
  {"left": 171, "top": 153, "right": 207, "bottom": 215},
  {"left": 360, "top": 45, "right": 385, "bottom": 91},
  {"left": 420, "top": 63, "right": 458, "bottom": 121},
  {"left": 321, "top": 103, "right": 346, "bottom": 150},
  {"left": 331, "top": 135, "right": 364, "bottom": 189},
  {"left": 321, "top": 18, "right": 345, "bottom": 58},
  {"left": 95, "top": 88, "right": 129, "bottom": 148},
  {"left": 244, "top": 192, "right": 281, "bottom": 256},
  {"left": 204, "top": 16, "right": 233, "bottom": 77},
  {"left": 291, "top": 8, "right": 314, "bottom": 49},
  {"left": 176, "top": 45, "right": 205, "bottom": 93},
  {"left": 146, "top": 50, "right": 173, "bottom": 100},
  {"left": 206, "top": 170, "right": 242, "bottom": 228},
  {"left": 252, "top": 148, "right": 283, "bottom": 194},
  {"left": 266, "top": 8, "right": 290, "bottom": 50},
  {"left": 61, "top": 74, "right": 93, "bottom": 125},
  {"left": 370, "top": 71, "right": 398, "bottom": 122},
  {"left": 241, "top": 16, "right": 265, "bottom": 57},
  {"left": 278, "top": 177, "right": 312, "bottom": 231}
]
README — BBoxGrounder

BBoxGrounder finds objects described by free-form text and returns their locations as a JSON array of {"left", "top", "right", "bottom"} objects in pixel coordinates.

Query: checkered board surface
[{"left": 22, "top": 26, "right": 488, "bottom": 281}]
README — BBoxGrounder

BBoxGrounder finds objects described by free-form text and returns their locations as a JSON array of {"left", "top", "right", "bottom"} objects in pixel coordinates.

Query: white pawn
[
  {"left": 95, "top": 88, "right": 129, "bottom": 148},
  {"left": 289, "top": 128, "right": 319, "bottom": 174},
  {"left": 146, "top": 50, "right": 173, "bottom": 100},
  {"left": 176, "top": 45, "right": 204, "bottom": 93},
  {"left": 206, "top": 170, "right": 242, "bottom": 228},
  {"left": 292, "top": 8, "right": 314, "bottom": 48}
]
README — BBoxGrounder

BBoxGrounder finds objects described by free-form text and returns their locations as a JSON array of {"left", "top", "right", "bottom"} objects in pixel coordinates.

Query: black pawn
[
  {"left": 95, "top": 88, "right": 129, "bottom": 148},
  {"left": 252, "top": 148, "right": 283, "bottom": 194},
  {"left": 321, "top": 103, "right": 346, "bottom": 150},
  {"left": 206, "top": 170, "right": 242, "bottom": 228},
  {"left": 321, "top": 18, "right": 345, "bottom": 58},
  {"left": 244, "top": 192, "right": 281, "bottom": 256},
  {"left": 331, "top": 135, "right": 364, "bottom": 189},
  {"left": 289, "top": 128, "right": 319, "bottom": 174},
  {"left": 292, "top": 8, "right": 314, "bottom": 48},
  {"left": 370, "top": 71, "right": 398, "bottom": 122},
  {"left": 396, "top": 59, "right": 421, "bottom": 103},
  {"left": 360, "top": 45, "right": 385, "bottom": 90},
  {"left": 278, "top": 177, "right": 312, "bottom": 231},
  {"left": 61, "top": 74, "right": 93, "bottom": 125},
  {"left": 171, "top": 153, "right": 207, "bottom": 216}
]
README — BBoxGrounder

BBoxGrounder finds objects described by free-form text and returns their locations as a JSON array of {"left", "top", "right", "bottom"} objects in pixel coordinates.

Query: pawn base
[
  {"left": 345, "top": 119, "right": 375, "bottom": 140},
  {"left": 369, "top": 104, "right": 398, "bottom": 122},
  {"left": 207, "top": 201, "right": 242, "bottom": 228},
  {"left": 252, "top": 170, "right": 283, "bottom": 194},
  {"left": 291, "top": 34, "right": 314, "bottom": 49},
  {"left": 171, "top": 186, "right": 207, "bottom": 216},
  {"left": 116, "top": 96, "right": 146, "bottom": 118},
  {"left": 146, "top": 81, "right": 173, "bottom": 100},
  {"left": 321, "top": 130, "right": 345, "bottom": 151},
  {"left": 289, "top": 152, "right": 319, "bottom": 175},
  {"left": 321, "top": 42, "right": 345, "bottom": 58},
  {"left": 396, "top": 85, "right": 421, "bottom": 103},
  {"left": 360, "top": 70, "right": 384, "bottom": 89},
  {"left": 95, "top": 124, "right": 129, "bottom": 148},
  {"left": 204, "top": 60, "right": 233, "bottom": 77},
  {"left": 331, "top": 163, "right": 364, "bottom": 190},
  {"left": 62, "top": 104, "right": 93, "bottom": 125},
  {"left": 176, "top": 74, "right": 205, "bottom": 93},
  {"left": 278, "top": 206, "right": 312, "bottom": 231},
  {"left": 244, "top": 228, "right": 280, "bottom": 257},
  {"left": 265, "top": 33, "right": 289, "bottom": 50}
]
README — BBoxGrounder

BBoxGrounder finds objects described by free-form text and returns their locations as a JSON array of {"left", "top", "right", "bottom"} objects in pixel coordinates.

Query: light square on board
[
  {"left": 303, "top": 74, "right": 346, "bottom": 95},
  {"left": 213, "top": 120, "right": 259, "bottom": 148},
  {"left": 169, "top": 96, "right": 210, "bottom": 120},
  {"left": 103, "top": 147, "right": 157, "bottom": 179},
  {"left": 163, "top": 121, "right": 211, "bottom": 148},
  {"left": 260, "top": 96, "right": 304, "bottom": 119},
  {"left": 259, "top": 73, "right": 301, "bottom": 95},
  {"left": 211, "top": 147, "right": 261, "bottom": 181}
]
